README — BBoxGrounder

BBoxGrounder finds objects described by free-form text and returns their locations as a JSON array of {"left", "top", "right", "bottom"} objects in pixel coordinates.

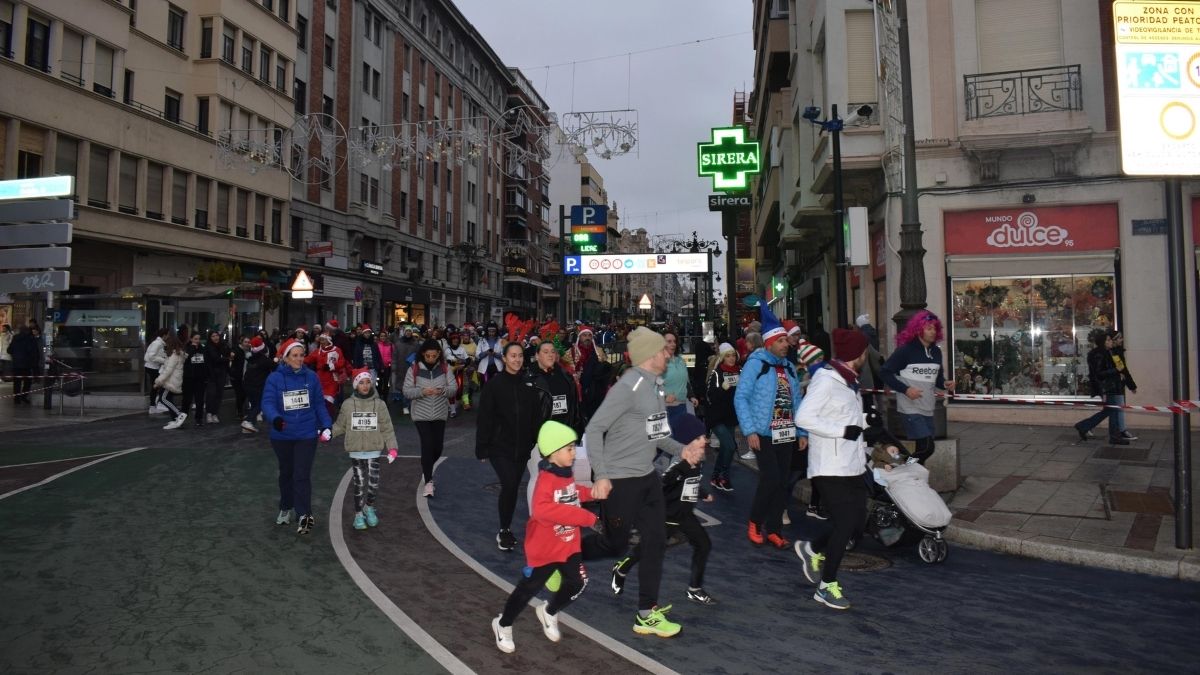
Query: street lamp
[{"left": 801, "top": 103, "right": 873, "bottom": 330}]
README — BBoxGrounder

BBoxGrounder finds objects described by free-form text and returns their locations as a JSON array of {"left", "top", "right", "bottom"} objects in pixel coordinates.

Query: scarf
[{"left": 830, "top": 359, "right": 860, "bottom": 392}]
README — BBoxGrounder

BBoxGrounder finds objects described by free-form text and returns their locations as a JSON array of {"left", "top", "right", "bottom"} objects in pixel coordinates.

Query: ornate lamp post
[{"left": 654, "top": 231, "right": 722, "bottom": 336}]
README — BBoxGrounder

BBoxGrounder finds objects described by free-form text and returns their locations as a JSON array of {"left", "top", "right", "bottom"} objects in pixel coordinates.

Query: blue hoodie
[
  {"left": 261, "top": 361, "right": 333, "bottom": 441},
  {"left": 733, "top": 348, "right": 807, "bottom": 440}
]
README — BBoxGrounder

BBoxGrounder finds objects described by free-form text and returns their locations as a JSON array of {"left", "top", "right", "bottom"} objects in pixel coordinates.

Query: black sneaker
[
  {"left": 1121, "top": 431, "right": 1138, "bottom": 441},
  {"left": 806, "top": 505, "right": 828, "bottom": 521},
  {"left": 1074, "top": 423, "right": 1089, "bottom": 442},
  {"left": 1108, "top": 437, "right": 1130, "bottom": 446},
  {"left": 686, "top": 587, "right": 715, "bottom": 605},
  {"left": 296, "top": 515, "right": 315, "bottom": 535},
  {"left": 611, "top": 557, "right": 630, "bottom": 595},
  {"left": 496, "top": 528, "right": 517, "bottom": 551}
]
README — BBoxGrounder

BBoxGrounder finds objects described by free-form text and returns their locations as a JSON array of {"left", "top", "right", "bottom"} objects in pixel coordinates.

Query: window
[
  {"left": 845, "top": 11, "right": 877, "bottom": 106},
  {"left": 402, "top": 93, "right": 409, "bottom": 120},
  {"left": 369, "top": 178, "right": 379, "bottom": 208},
  {"left": 222, "top": 25, "right": 235, "bottom": 62},
  {"left": 271, "top": 207, "right": 282, "bottom": 244},
  {"left": 171, "top": 170, "right": 189, "bottom": 224},
  {"left": 94, "top": 43, "right": 115, "bottom": 97},
  {"left": 200, "top": 18, "right": 212, "bottom": 58},
  {"left": 432, "top": 254, "right": 438, "bottom": 280},
  {"left": 467, "top": 220, "right": 476, "bottom": 243},
  {"left": 61, "top": 28, "right": 83, "bottom": 84},
  {"left": 399, "top": 190, "right": 407, "bottom": 216},
  {"left": 167, "top": 5, "right": 185, "bottom": 50},
  {"left": 55, "top": 136, "right": 79, "bottom": 183},
  {"left": 88, "top": 146, "right": 110, "bottom": 208},
  {"left": 242, "top": 37, "right": 254, "bottom": 73},
  {"left": 17, "top": 150, "right": 41, "bottom": 179},
  {"left": 432, "top": 161, "right": 439, "bottom": 186},
  {"left": 326, "top": 0, "right": 337, "bottom": 9},
  {"left": 320, "top": 223, "right": 331, "bottom": 241},
  {"left": 264, "top": 0, "right": 274, "bottom": 11},
  {"left": 255, "top": 195, "right": 266, "bottom": 240},
  {"left": 364, "top": 10, "right": 372, "bottom": 38},
  {"left": 359, "top": 172, "right": 368, "bottom": 203},
  {"left": 296, "top": 15, "right": 307, "bottom": 50},
  {"left": 123, "top": 69, "right": 133, "bottom": 103},
  {"left": 371, "top": 70, "right": 380, "bottom": 99},
  {"left": 216, "top": 183, "right": 230, "bottom": 231},
  {"left": 194, "top": 177, "right": 209, "bottom": 228},
  {"left": 118, "top": 154, "right": 138, "bottom": 213},
  {"left": 319, "top": 161, "right": 332, "bottom": 191},
  {"left": 279, "top": 0, "right": 289, "bottom": 20},
  {"left": 197, "top": 97, "right": 209, "bottom": 134},
  {"left": 432, "top": 205, "right": 438, "bottom": 228},
  {"left": 25, "top": 15, "right": 49, "bottom": 71},
  {"left": 445, "top": 166, "right": 452, "bottom": 187},
  {"left": 260, "top": 46, "right": 271, "bottom": 82},
  {"left": 467, "top": 181, "right": 476, "bottom": 204},
  {"left": 976, "top": 0, "right": 1063, "bottom": 72},
  {"left": 362, "top": 63, "right": 370, "bottom": 93},
  {"left": 291, "top": 215, "right": 303, "bottom": 250},
  {"left": 419, "top": 14, "right": 426, "bottom": 34},
  {"left": 322, "top": 95, "right": 333, "bottom": 121},
  {"left": 416, "top": 197, "right": 423, "bottom": 224},
  {"left": 372, "top": 16, "right": 381, "bottom": 46},
  {"left": 294, "top": 79, "right": 306, "bottom": 114},
  {"left": 0, "top": 3, "right": 12, "bottom": 58},
  {"left": 236, "top": 190, "right": 248, "bottom": 236},
  {"left": 146, "top": 162, "right": 163, "bottom": 218},
  {"left": 164, "top": 90, "right": 182, "bottom": 123},
  {"left": 276, "top": 59, "right": 286, "bottom": 91},
  {"left": 324, "top": 37, "right": 334, "bottom": 68}
]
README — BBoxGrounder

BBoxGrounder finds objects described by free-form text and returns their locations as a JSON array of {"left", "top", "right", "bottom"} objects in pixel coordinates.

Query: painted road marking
[
  {"left": 0, "top": 450, "right": 126, "bottom": 468},
  {"left": 416, "top": 458, "right": 682, "bottom": 675},
  {"left": 328, "top": 466, "right": 473, "bottom": 675},
  {"left": 0, "top": 447, "right": 147, "bottom": 501}
]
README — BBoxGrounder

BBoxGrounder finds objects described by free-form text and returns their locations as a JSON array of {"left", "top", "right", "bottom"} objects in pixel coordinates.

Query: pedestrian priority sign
[{"left": 697, "top": 126, "right": 760, "bottom": 192}]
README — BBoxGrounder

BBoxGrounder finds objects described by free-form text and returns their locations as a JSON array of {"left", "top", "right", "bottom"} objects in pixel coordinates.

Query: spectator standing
[
  {"left": 1075, "top": 329, "right": 1128, "bottom": 445},
  {"left": 241, "top": 336, "right": 273, "bottom": 433},
  {"left": 7, "top": 325, "right": 40, "bottom": 404},
  {"left": 704, "top": 342, "right": 740, "bottom": 492},
  {"left": 203, "top": 330, "right": 232, "bottom": 424},
  {"left": 181, "top": 333, "right": 209, "bottom": 426}
]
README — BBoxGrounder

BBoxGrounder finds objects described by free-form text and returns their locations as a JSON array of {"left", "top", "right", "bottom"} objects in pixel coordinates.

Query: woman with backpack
[{"left": 403, "top": 339, "right": 458, "bottom": 498}]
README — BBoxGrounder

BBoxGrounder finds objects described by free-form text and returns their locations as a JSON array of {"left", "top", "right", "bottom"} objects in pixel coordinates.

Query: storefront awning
[
  {"left": 504, "top": 275, "right": 554, "bottom": 291},
  {"left": 945, "top": 251, "right": 1115, "bottom": 277}
]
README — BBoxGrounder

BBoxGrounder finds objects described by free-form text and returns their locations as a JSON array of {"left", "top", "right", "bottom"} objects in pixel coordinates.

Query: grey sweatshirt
[{"left": 585, "top": 366, "right": 684, "bottom": 481}]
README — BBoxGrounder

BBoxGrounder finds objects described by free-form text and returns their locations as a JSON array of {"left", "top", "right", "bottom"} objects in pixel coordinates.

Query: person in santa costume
[
  {"left": 276, "top": 325, "right": 310, "bottom": 360},
  {"left": 305, "top": 332, "right": 351, "bottom": 418}
]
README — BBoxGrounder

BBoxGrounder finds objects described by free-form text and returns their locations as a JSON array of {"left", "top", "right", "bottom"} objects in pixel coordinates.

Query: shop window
[{"left": 951, "top": 274, "right": 1117, "bottom": 398}]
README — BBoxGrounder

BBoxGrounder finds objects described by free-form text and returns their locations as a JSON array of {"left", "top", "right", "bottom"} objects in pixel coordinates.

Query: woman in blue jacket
[{"left": 261, "top": 341, "right": 333, "bottom": 535}]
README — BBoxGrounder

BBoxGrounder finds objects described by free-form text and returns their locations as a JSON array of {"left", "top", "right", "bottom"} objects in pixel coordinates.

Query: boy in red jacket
[{"left": 492, "top": 420, "right": 596, "bottom": 654}]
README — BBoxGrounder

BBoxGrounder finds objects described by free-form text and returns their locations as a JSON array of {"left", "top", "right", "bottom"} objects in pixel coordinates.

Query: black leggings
[
  {"left": 489, "top": 455, "right": 525, "bottom": 530},
  {"left": 622, "top": 511, "right": 710, "bottom": 588},
  {"left": 414, "top": 420, "right": 445, "bottom": 483},
  {"left": 750, "top": 441, "right": 795, "bottom": 535},
  {"left": 810, "top": 474, "right": 869, "bottom": 584},
  {"left": 182, "top": 378, "right": 206, "bottom": 420},
  {"left": 350, "top": 457, "right": 381, "bottom": 512},
  {"left": 580, "top": 471, "right": 666, "bottom": 610},
  {"left": 499, "top": 553, "right": 586, "bottom": 627}
]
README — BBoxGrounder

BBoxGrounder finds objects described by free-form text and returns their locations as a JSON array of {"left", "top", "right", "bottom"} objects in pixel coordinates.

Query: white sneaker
[
  {"left": 709, "top": 434, "right": 719, "bottom": 448},
  {"left": 149, "top": 405, "right": 167, "bottom": 414},
  {"left": 163, "top": 413, "right": 187, "bottom": 430},
  {"left": 492, "top": 616, "right": 515, "bottom": 653},
  {"left": 257, "top": 413, "right": 264, "bottom": 422},
  {"left": 739, "top": 451, "right": 756, "bottom": 460},
  {"left": 782, "top": 510, "right": 791, "bottom": 526},
  {"left": 402, "top": 407, "right": 410, "bottom": 415},
  {"left": 240, "top": 420, "right": 258, "bottom": 433},
  {"left": 535, "top": 602, "right": 561, "bottom": 642},
  {"left": 423, "top": 481, "right": 435, "bottom": 498}
]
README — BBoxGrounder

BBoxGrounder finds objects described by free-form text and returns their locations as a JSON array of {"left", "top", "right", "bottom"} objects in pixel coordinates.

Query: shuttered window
[
  {"left": 55, "top": 136, "right": 78, "bottom": 181},
  {"left": 976, "top": 0, "right": 1062, "bottom": 72},
  {"left": 61, "top": 29, "right": 83, "bottom": 82},
  {"left": 194, "top": 177, "right": 209, "bottom": 229},
  {"left": 171, "top": 170, "right": 188, "bottom": 223},
  {"left": 146, "top": 162, "right": 164, "bottom": 218},
  {"left": 88, "top": 145, "right": 110, "bottom": 207},
  {"left": 118, "top": 154, "right": 137, "bottom": 213},
  {"left": 216, "top": 184, "right": 231, "bottom": 232},
  {"left": 94, "top": 43, "right": 115, "bottom": 91},
  {"left": 845, "top": 11, "right": 877, "bottom": 104}
]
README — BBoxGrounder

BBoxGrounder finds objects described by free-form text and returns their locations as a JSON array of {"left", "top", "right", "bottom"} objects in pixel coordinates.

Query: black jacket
[
  {"left": 1087, "top": 347, "right": 1123, "bottom": 396},
  {"left": 474, "top": 369, "right": 541, "bottom": 462},
  {"left": 705, "top": 367, "right": 739, "bottom": 428},
  {"left": 7, "top": 330, "right": 40, "bottom": 369},
  {"left": 204, "top": 340, "right": 231, "bottom": 381},
  {"left": 242, "top": 351, "right": 273, "bottom": 397},
  {"left": 528, "top": 362, "right": 581, "bottom": 434},
  {"left": 662, "top": 458, "right": 706, "bottom": 523},
  {"left": 183, "top": 343, "right": 209, "bottom": 381}
]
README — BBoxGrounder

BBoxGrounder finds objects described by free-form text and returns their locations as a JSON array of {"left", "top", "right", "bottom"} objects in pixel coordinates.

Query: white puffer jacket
[
  {"left": 794, "top": 366, "right": 870, "bottom": 478},
  {"left": 154, "top": 352, "right": 184, "bottom": 394},
  {"left": 144, "top": 337, "right": 167, "bottom": 370}
]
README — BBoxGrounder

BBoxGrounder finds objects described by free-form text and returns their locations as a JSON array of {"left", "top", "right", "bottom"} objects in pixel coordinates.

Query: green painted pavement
[{"left": 0, "top": 442, "right": 446, "bottom": 674}]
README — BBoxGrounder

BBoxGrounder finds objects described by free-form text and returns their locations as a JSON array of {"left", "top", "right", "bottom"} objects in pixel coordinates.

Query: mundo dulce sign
[{"left": 944, "top": 204, "right": 1119, "bottom": 255}]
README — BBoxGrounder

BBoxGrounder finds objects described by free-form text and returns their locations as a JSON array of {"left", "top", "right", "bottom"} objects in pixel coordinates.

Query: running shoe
[
  {"left": 633, "top": 606, "right": 681, "bottom": 638},
  {"left": 814, "top": 581, "right": 850, "bottom": 610},
  {"left": 535, "top": 603, "right": 561, "bottom": 642},
  {"left": 709, "top": 477, "right": 723, "bottom": 492},
  {"left": 423, "top": 481, "right": 435, "bottom": 498},
  {"left": 492, "top": 616, "right": 515, "bottom": 653},
  {"left": 163, "top": 413, "right": 187, "bottom": 430},
  {"left": 496, "top": 528, "right": 517, "bottom": 551},
  {"left": 806, "top": 504, "right": 828, "bottom": 521},
  {"left": 241, "top": 420, "right": 257, "bottom": 433},
  {"left": 739, "top": 450, "right": 756, "bottom": 461},
  {"left": 1074, "top": 422, "right": 1090, "bottom": 442},
  {"left": 747, "top": 522, "right": 764, "bottom": 545},
  {"left": 275, "top": 509, "right": 292, "bottom": 526},
  {"left": 364, "top": 505, "right": 379, "bottom": 527},
  {"left": 686, "top": 587, "right": 716, "bottom": 605},
  {"left": 611, "top": 557, "right": 630, "bottom": 595},
  {"left": 718, "top": 477, "right": 733, "bottom": 492},
  {"left": 795, "top": 539, "right": 824, "bottom": 585},
  {"left": 1121, "top": 430, "right": 1138, "bottom": 441},
  {"left": 296, "top": 514, "right": 315, "bottom": 535},
  {"left": 766, "top": 533, "right": 791, "bottom": 550},
  {"left": 353, "top": 512, "right": 367, "bottom": 530}
]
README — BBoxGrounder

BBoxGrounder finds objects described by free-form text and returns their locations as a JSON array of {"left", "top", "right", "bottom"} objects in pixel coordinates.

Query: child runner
[
  {"left": 492, "top": 421, "right": 596, "bottom": 654},
  {"left": 331, "top": 368, "right": 399, "bottom": 530},
  {"left": 611, "top": 413, "right": 716, "bottom": 605}
]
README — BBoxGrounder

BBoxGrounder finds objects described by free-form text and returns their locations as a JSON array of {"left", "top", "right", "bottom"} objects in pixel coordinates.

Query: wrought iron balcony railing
[{"left": 964, "top": 64, "right": 1082, "bottom": 120}]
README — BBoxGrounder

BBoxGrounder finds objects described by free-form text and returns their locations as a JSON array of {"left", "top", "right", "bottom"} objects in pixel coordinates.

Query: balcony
[
  {"left": 965, "top": 65, "right": 1082, "bottom": 120},
  {"left": 504, "top": 202, "right": 528, "bottom": 226}
]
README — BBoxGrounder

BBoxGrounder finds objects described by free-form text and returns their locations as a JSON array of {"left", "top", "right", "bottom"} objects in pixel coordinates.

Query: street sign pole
[
  {"left": 558, "top": 205, "right": 567, "bottom": 325},
  {"left": 1165, "top": 178, "right": 1192, "bottom": 550}
]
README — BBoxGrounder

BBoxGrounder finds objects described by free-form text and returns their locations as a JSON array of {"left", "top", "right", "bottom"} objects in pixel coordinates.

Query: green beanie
[{"left": 537, "top": 420, "right": 577, "bottom": 457}]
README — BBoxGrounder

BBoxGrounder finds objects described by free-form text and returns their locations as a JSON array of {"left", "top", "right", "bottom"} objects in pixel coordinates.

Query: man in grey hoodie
[{"left": 584, "top": 327, "right": 685, "bottom": 638}]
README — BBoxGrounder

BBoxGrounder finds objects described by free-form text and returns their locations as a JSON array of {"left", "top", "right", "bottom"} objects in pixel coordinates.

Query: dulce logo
[{"left": 985, "top": 212, "right": 1072, "bottom": 248}]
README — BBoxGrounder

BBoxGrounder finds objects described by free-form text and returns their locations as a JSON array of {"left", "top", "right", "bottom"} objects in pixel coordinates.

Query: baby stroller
[{"left": 866, "top": 455, "right": 952, "bottom": 564}]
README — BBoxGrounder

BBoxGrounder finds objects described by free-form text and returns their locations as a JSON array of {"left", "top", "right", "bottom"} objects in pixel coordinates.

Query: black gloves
[
  {"left": 273, "top": 417, "right": 285, "bottom": 432},
  {"left": 842, "top": 425, "right": 864, "bottom": 441},
  {"left": 865, "top": 410, "right": 882, "bottom": 428}
]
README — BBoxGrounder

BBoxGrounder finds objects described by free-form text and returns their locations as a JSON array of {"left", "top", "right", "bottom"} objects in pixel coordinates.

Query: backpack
[{"left": 753, "top": 359, "right": 796, "bottom": 383}]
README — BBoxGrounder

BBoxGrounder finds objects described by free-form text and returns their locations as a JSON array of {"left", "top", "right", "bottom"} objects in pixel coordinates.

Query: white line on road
[
  {"left": 416, "top": 458, "right": 682, "bottom": 675},
  {"left": 328, "top": 465, "right": 474, "bottom": 675},
  {"left": 0, "top": 447, "right": 148, "bottom": 501},
  {"left": 0, "top": 450, "right": 123, "bottom": 468}
]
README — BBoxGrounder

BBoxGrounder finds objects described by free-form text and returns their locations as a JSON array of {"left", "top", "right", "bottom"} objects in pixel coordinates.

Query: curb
[{"left": 946, "top": 521, "right": 1200, "bottom": 582}]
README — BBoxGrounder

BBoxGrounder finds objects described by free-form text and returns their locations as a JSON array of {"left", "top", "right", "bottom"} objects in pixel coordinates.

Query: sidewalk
[
  {"left": 0, "top": 397, "right": 134, "bottom": 432},
  {"left": 947, "top": 420, "right": 1200, "bottom": 580}
]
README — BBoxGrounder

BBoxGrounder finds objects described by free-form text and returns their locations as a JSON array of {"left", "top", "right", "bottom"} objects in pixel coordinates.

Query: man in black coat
[{"left": 7, "top": 326, "right": 41, "bottom": 404}]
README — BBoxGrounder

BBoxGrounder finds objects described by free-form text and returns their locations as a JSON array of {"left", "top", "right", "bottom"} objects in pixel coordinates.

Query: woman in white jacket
[
  {"left": 793, "top": 328, "right": 899, "bottom": 611},
  {"left": 154, "top": 335, "right": 188, "bottom": 429}
]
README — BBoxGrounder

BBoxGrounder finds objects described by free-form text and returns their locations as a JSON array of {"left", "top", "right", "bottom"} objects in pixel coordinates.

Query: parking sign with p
[{"left": 570, "top": 205, "right": 608, "bottom": 226}]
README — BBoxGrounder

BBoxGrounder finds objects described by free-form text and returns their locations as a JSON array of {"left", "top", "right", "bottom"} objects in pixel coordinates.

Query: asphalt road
[{"left": 1, "top": 404, "right": 1197, "bottom": 674}]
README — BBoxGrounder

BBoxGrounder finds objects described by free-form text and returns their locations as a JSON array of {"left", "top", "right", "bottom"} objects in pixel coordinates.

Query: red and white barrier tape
[{"left": 858, "top": 387, "right": 1199, "bottom": 415}]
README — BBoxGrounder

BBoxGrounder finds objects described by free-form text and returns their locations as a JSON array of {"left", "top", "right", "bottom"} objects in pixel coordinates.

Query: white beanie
[
  {"left": 855, "top": 314, "right": 871, "bottom": 328},
  {"left": 718, "top": 342, "right": 736, "bottom": 356}
]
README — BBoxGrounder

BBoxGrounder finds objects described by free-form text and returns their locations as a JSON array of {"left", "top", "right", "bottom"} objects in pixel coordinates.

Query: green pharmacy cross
[{"left": 697, "top": 126, "right": 761, "bottom": 192}]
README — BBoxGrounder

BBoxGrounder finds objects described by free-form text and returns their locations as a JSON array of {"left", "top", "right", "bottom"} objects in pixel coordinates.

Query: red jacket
[
  {"left": 525, "top": 461, "right": 596, "bottom": 568},
  {"left": 304, "top": 345, "right": 351, "bottom": 399}
]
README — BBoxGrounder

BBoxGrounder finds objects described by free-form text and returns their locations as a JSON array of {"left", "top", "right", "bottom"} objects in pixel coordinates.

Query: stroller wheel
[
  {"left": 918, "top": 535, "right": 940, "bottom": 564},
  {"left": 936, "top": 539, "right": 949, "bottom": 563}
]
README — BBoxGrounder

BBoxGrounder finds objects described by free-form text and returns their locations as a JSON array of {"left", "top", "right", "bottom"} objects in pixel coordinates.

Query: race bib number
[
  {"left": 681, "top": 476, "right": 701, "bottom": 503},
  {"left": 552, "top": 395, "right": 568, "bottom": 415},
  {"left": 770, "top": 419, "right": 796, "bottom": 444},
  {"left": 190, "top": 354, "right": 205, "bottom": 364},
  {"left": 282, "top": 389, "right": 310, "bottom": 411},
  {"left": 350, "top": 412, "right": 378, "bottom": 431},
  {"left": 724, "top": 374, "right": 739, "bottom": 388},
  {"left": 646, "top": 412, "right": 671, "bottom": 440}
]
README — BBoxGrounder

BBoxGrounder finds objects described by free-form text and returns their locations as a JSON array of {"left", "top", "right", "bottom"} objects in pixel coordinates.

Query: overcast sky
[{"left": 455, "top": 0, "right": 755, "bottom": 253}]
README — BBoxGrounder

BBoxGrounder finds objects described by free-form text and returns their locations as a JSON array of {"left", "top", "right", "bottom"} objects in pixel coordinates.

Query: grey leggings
[{"left": 350, "top": 457, "right": 381, "bottom": 512}]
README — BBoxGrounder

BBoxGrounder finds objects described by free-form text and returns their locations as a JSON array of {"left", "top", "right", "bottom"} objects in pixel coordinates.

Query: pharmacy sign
[{"left": 697, "top": 127, "right": 760, "bottom": 192}]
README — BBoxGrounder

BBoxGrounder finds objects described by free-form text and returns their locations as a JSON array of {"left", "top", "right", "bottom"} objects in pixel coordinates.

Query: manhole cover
[
  {"left": 1093, "top": 447, "right": 1149, "bottom": 462},
  {"left": 839, "top": 551, "right": 892, "bottom": 572},
  {"left": 1109, "top": 489, "right": 1174, "bottom": 515}
]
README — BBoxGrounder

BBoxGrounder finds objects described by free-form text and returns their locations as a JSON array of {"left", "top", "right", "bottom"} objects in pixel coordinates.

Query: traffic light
[{"left": 571, "top": 231, "right": 607, "bottom": 254}]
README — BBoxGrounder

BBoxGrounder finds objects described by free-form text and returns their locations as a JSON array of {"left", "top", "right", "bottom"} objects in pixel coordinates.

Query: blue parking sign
[
  {"left": 569, "top": 205, "right": 608, "bottom": 225},
  {"left": 563, "top": 256, "right": 582, "bottom": 275}
]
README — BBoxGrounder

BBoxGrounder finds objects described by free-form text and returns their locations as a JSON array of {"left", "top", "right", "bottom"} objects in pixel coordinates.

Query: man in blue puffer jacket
[
  {"left": 262, "top": 342, "right": 333, "bottom": 535},
  {"left": 734, "top": 306, "right": 808, "bottom": 549}
]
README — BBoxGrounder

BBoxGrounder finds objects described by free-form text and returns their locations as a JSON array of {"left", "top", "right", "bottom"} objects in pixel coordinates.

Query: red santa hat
[
  {"left": 327, "top": 318, "right": 340, "bottom": 329},
  {"left": 359, "top": 323, "right": 373, "bottom": 334},
  {"left": 294, "top": 325, "right": 307, "bottom": 335},
  {"left": 351, "top": 368, "right": 373, "bottom": 387},
  {"left": 250, "top": 336, "right": 266, "bottom": 353},
  {"left": 784, "top": 320, "right": 802, "bottom": 337},
  {"left": 577, "top": 325, "right": 594, "bottom": 337}
]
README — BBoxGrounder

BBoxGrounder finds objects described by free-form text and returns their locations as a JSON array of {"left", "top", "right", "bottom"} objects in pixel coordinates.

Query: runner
[
  {"left": 882, "top": 310, "right": 951, "bottom": 464},
  {"left": 704, "top": 342, "right": 740, "bottom": 492},
  {"left": 403, "top": 339, "right": 456, "bottom": 497},
  {"left": 331, "top": 368, "right": 398, "bottom": 531},
  {"left": 155, "top": 335, "right": 187, "bottom": 429}
]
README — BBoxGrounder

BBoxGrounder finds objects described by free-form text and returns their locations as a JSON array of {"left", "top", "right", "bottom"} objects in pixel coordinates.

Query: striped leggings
[{"left": 350, "top": 457, "right": 381, "bottom": 512}]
